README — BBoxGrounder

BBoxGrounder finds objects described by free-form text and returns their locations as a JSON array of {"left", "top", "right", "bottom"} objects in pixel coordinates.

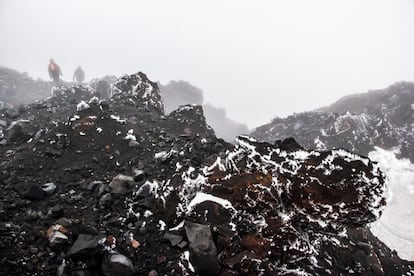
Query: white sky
[{"left": 1, "top": 0, "right": 413, "bottom": 128}]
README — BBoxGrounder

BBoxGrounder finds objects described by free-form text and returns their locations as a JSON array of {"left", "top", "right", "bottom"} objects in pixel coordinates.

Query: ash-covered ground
[{"left": 0, "top": 72, "right": 413, "bottom": 275}]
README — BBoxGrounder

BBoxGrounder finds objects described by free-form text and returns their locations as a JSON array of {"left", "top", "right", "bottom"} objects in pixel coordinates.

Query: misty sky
[{"left": 1, "top": 0, "right": 413, "bottom": 128}]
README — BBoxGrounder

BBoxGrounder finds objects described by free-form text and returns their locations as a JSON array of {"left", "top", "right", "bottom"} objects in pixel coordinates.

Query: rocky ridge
[
  {"left": 252, "top": 82, "right": 414, "bottom": 162},
  {"left": 0, "top": 73, "right": 413, "bottom": 275},
  {"left": 0, "top": 66, "right": 54, "bottom": 108}
]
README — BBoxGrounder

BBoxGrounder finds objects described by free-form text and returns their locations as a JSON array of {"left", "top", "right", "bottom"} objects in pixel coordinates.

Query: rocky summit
[{"left": 0, "top": 72, "right": 413, "bottom": 275}]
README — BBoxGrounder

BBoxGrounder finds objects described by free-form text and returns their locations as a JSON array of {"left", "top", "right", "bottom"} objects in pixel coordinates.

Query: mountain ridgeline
[
  {"left": 252, "top": 82, "right": 414, "bottom": 162},
  {"left": 0, "top": 69, "right": 413, "bottom": 275}
]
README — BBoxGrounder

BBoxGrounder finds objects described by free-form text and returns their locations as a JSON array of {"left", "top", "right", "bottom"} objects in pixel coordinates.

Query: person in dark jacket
[
  {"left": 48, "top": 58, "right": 62, "bottom": 83},
  {"left": 73, "top": 66, "right": 85, "bottom": 83}
]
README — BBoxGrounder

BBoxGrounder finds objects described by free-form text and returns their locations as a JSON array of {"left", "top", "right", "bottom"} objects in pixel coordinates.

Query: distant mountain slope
[
  {"left": 252, "top": 82, "right": 414, "bottom": 162},
  {"left": 159, "top": 80, "right": 204, "bottom": 113},
  {"left": 318, "top": 82, "right": 414, "bottom": 115},
  {"left": 0, "top": 66, "right": 54, "bottom": 106},
  {"left": 160, "top": 80, "right": 249, "bottom": 141}
]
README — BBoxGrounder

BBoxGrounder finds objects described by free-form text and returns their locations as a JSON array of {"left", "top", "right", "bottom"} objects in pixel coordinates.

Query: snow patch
[
  {"left": 369, "top": 147, "right": 414, "bottom": 261},
  {"left": 76, "top": 101, "right": 90, "bottom": 111},
  {"left": 187, "top": 192, "right": 235, "bottom": 213},
  {"left": 110, "top": 115, "right": 126, "bottom": 124},
  {"left": 124, "top": 129, "right": 136, "bottom": 141}
]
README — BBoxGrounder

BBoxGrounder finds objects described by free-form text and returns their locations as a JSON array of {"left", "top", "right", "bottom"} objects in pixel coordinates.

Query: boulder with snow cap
[
  {"left": 5, "top": 119, "right": 37, "bottom": 144},
  {"left": 101, "top": 252, "right": 134, "bottom": 276},
  {"left": 111, "top": 72, "right": 165, "bottom": 116}
]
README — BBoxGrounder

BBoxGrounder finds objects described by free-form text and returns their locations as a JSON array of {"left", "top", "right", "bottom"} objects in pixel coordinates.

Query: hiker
[
  {"left": 73, "top": 66, "right": 85, "bottom": 83},
  {"left": 48, "top": 59, "right": 62, "bottom": 83}
]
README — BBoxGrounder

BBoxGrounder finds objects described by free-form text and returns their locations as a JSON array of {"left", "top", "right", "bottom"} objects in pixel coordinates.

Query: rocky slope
[
  {"left": 0, "top": 72, "right": 413, "bottom": 275},
  {"left": 0, "top": 67, "right": 54, "bottom": 107},
  {"left": 252, "top": 82, "right": 414, "bottom": 162}
]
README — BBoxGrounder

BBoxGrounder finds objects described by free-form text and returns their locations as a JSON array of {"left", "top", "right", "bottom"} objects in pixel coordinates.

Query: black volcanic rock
[
  {"left": 67, "top": 234, "right": 101, "bottom": 257},
  {"left": 13, "top": 182, "right": 46, "bottom": 200},
  {"left": 0, "top": 72, "right": 412, "bottom": 275},
  {"left": 185, "top": 221, "right": 219, "bottom": 274}
]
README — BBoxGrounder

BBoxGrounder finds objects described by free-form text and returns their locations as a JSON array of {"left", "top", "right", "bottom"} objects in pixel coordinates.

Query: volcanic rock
[
  {"left": 109, "top": 174, "right": 134, "bottom": 194},
  {"left": 185, "top": 221, "right": 219, "bottom": 275},
  {"left": 13, "top": 182, "right": 46, "bottom": 200},
  {"left": 0, "top": 71, "right": 413, "bottom": 275},
  {"left": 67, "top": 234, "right": 101, "bottom": 257},
  {"left": 163, "top": 232, "right": 183, "bottom": 247}
]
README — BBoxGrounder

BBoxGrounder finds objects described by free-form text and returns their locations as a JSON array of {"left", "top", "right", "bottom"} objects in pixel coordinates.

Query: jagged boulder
[{"left": 185, "top": 221, "right": 219, "bottom": 274}]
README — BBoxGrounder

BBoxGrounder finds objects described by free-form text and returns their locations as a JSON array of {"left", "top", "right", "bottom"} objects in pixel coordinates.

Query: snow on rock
[
  {"left": 111, "top": 71, "right": 165, "bottom": 115},
  {"left": 144, "top": 134, "right": 401, "bottom": 274},
  {"left": 187, "top": 192, "right": 235, "bottom": 213},
  {"left": 369, "top": 147, "right": 414, "bottom": 260},
  {"left": 252, "top": 82, "right": 414, "bottom": 162},
  {"left": 110, "top": 115, "right": 126, "bottom": 124},
  {"left": 1, "top": 71, "right": 412, "bottom": 275}
]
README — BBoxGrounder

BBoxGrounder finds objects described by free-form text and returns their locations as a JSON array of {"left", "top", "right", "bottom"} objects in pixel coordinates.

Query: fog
[{"left": 1, "top": 0, "right": 413, "bottom": 128}]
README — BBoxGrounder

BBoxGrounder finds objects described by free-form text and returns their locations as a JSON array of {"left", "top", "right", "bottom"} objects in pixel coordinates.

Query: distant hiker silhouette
[
  {"left": 48, "top": 59, "right": 62, "bottom": 83},
  {"left": 73, "top": 66, "right": 85, "bottom": 83}
]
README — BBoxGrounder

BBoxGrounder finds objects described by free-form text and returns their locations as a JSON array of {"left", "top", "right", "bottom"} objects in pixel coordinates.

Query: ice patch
[
  {"left": 88, "top": 96, "right": 99, "bottom": 104},
  {"left": 169, "top": 221, "right": 185, "bottom": 231},
  {"left": 124, "top": 129, "right": 136, "bottom": 141},
  {"left": 159, "top": 220, "right": 166, "bottom": 231},
  {"left": 70, "top": 115, "right": 80, "bottom": 121},
  {"left": 291, "top": 150, "right": 310, "bottom": 160},
  {"left": 76, "top": 101, "right": 90, "bottom": 111},
  {"left": 143, "top": 210, "right": 153, "bottom": 217},
  {"left": 110, "top": 115, "right": 126, "bottom": 124},
  {"left": 183, "top": 251, "right": 195, "bottom": 272}
]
